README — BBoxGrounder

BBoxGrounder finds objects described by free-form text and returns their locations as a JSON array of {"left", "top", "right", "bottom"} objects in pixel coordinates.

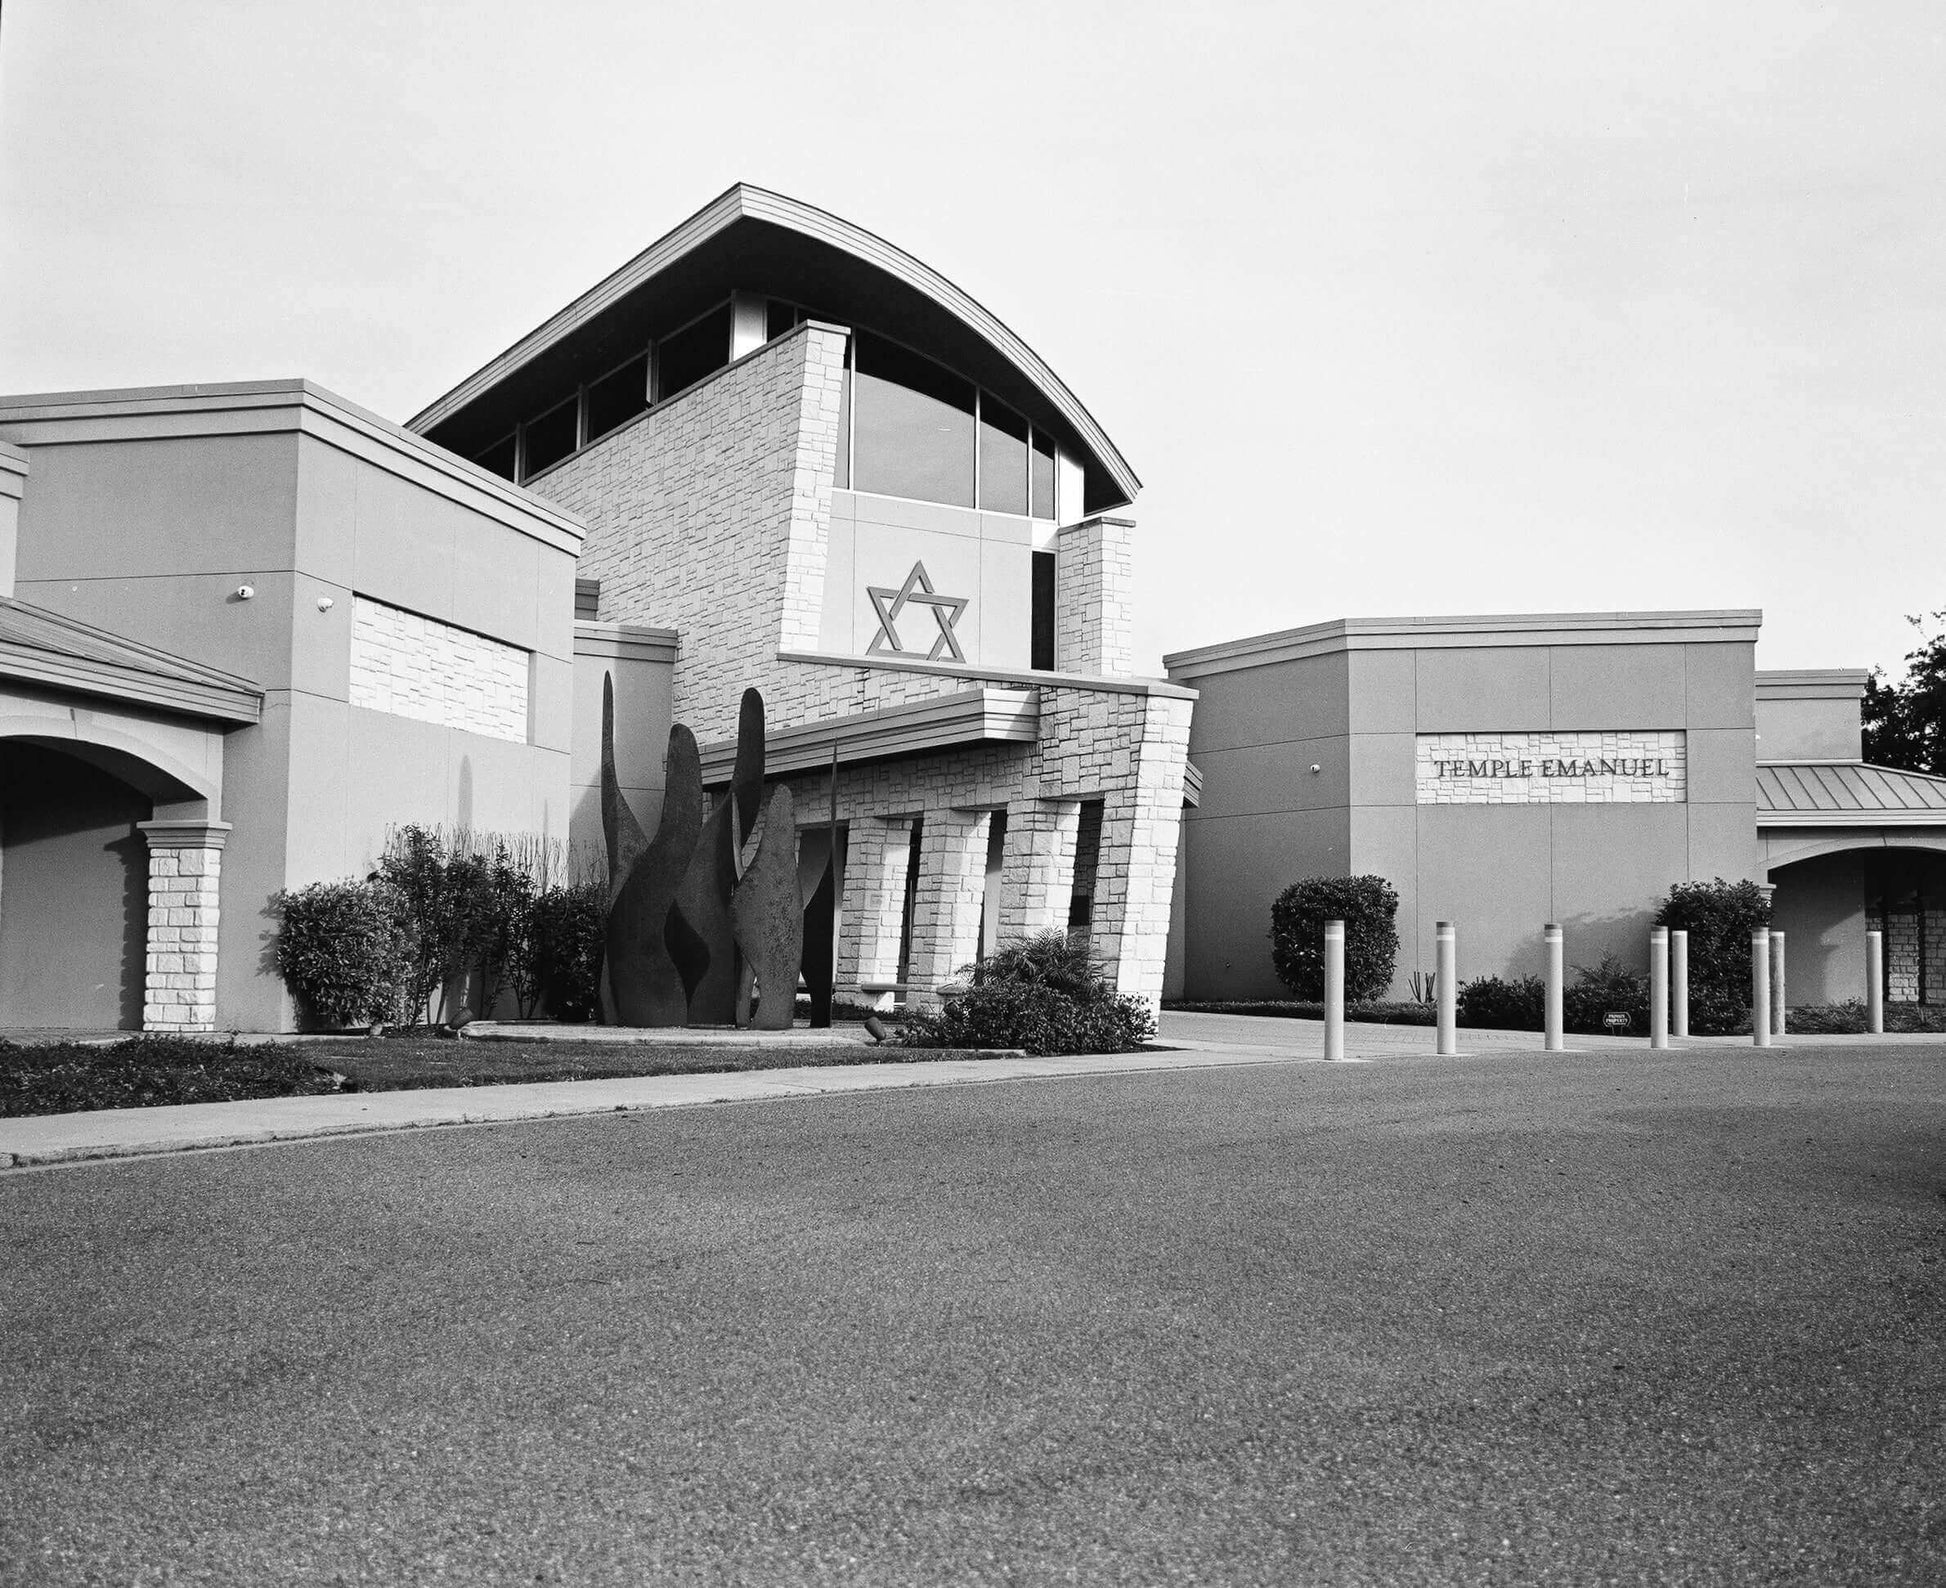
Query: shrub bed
[
  {"left": 1163, "top": 1000, "right": 1435, "bottom": 1026},
  {"left": 898, "top": 931, "right": 1156, "bottom": 1056},
  {"left": 0, "top": 1036, "right": 343, "bottom": 1118}
]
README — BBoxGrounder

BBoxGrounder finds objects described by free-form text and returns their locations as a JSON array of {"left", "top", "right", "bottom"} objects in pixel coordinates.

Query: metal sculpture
[
  {"left": 732, "top": 783, "right": 803, "bottom": 1030},
  {"left": 670, "top": 792, "right": 738, "bottom": 1023},
  {"left": 601, "top": 686, "right": 701, "bottom": 1027}
]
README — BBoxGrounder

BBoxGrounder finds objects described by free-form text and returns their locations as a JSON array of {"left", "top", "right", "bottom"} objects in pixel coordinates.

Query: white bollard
[
  {"left": 1324, "top": 919, "right": 1345, "bottom": 1062},
  {"left": 1770, "top": 929, "right": 1787, "bottom": 1038},
  {"left": 1649, "top": 926, "right": 1670, "bottom": 1049},
  {"left": 1436, "top": 921, "right": 1458, "bottom": 1056},
  {"left": 1867, "top": 929, "right": 1884, "bottom": 1035},
  {"left": 1544, "top": 923, "right": 1565, "bottom": 1052},
  {"left": 1751, "top": 928, "right": 1772, "bottom": 1048},
  {"left": 1671, "top": 929, "right": 1689, "bottom": 1040}
]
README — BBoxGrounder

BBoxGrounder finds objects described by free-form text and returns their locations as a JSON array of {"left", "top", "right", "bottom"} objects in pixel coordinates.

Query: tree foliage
[
  {"left": 1863, "top": 611, "right": 1946, "bottom": 775},
  {"left": 1268, "top": 875, "right": 1401, "bottom": 1002},
  {"left": 1655, "top": 878, "right": 1771, "bottom": 1035}
]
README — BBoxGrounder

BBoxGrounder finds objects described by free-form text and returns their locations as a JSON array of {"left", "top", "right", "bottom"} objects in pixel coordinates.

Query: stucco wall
[
  {"left": 1170, "top": 621, "right": 1761, "bottom": 1001},
  {"left": 1769, "top": 851, "right": 1868, "bottom": 1005},
  {"left": 0, "top": 742, "right": 150, "bottom": 1029},
  {"left": 1, "top": 390, "right": 582, "bottom": 1030}
]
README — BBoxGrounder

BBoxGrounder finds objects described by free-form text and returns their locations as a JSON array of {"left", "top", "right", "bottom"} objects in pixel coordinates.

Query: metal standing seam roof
[
  {"left": 0, "top": 597, "right": 263, "bottom": 724},
  {"left": 1756, "top": 761, "right": 1946, "bottom": 823}
]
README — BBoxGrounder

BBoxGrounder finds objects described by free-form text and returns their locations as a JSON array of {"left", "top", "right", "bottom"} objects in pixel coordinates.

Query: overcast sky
[{"left": 3, "top": 1, "right": 1941, "bottom": 678}]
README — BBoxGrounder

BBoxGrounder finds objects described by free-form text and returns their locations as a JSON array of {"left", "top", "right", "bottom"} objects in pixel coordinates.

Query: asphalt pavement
[{"left": 4, "top": 1036, "right": 1943, "bottom": 1585}]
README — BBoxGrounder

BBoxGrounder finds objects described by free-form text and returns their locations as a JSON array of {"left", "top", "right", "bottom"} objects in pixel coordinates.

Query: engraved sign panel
[{"left": 1415, "top": 731, "right": 1686, "bottom": 804}]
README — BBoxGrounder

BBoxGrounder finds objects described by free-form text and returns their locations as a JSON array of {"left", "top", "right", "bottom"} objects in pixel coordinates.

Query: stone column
[
  {"left": 836, "top": 815, "right": 916, "bottom": 998},
  {"left": 998, "top": 798, "right": 1082, "bottom": 940},
  {"left": 1082, "top": 691, "right": 1193, "bottom": 1014},
  {"left": 137, "top": 819, "right": 231, "bottom": 1033},
  {"left": 1053, "top": 516, "right": 1135, "bottom": 677},
  {"left": 905, "top": 809, "right": 993, "bottom": 999}
]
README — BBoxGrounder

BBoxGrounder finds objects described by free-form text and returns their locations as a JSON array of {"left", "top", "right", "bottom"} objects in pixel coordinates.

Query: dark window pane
[
  {"left": 521, "top": 398, "right": 578, "bottom": 479},
  {"left": 1030, "top": 430, "right": 1056, "bottom": 520},
  {"left": 475, "top": 433, "right": 517, "bottom": 482},
  {"left": 851, "top": 331, "right": 974, "bottom": 507},
  {"left": 766, "top": 299, "right": 800, "bottom": 341},
  {"left": 586, "top": 353, "right": 649, "bottom": 443},
  {"left": 656, "top": 304, "right": 732, "bottom": 403},
  {"left": 834, "top": 360, "right": 850, "bottom": 489},
  {"left": 1031, "top": 550, "right": 1056, "bottom": 670},
  {"left": 978, "top": 396, "right": 1029, "bottom": 515}
]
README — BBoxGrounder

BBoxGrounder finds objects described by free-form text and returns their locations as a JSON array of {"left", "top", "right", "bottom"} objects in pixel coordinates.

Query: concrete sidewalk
[{"left": 4, "top": 1012, "right": 1936, "bottom": 1170}]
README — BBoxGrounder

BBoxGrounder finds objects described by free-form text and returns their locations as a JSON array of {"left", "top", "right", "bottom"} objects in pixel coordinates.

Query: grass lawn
[{"left": 0, "top": 1032, "right": 1005, "bottom": 1120}]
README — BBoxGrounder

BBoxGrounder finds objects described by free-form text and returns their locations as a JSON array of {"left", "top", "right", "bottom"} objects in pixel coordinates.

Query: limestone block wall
[
  {"left": 1415, "top": 731, "right": 1687, "bottom": 804},
  {"left": 780, "top": 679, "right": 1193, "bottom": 1011},
  {"left": 348, "top": 595, "right": 530, "bottom": 743},
  {"left": 529, "top": 322, "right": 847, "bottom": 742},
  {"left": 139, "top": 820, "right": 229, "bottom": 1032},
  {"left": 1879, "top": 905, "right": 1946, "bottom": 1004},
  {"left": 1054, "top": 517, "right": 1134, "bottom": 678}
]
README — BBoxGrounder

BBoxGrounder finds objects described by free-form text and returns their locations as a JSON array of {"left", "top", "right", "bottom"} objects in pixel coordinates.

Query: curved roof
[{"left": 407, "top": 185, "right": 1139, "bottom": 512}]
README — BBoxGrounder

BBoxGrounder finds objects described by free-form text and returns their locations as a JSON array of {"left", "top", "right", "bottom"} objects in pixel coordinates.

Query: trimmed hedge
[
  {"left": 272, "top": 880, "right": 409, "bottom": 1030},
  {"left": 1268, "top": 876, "right": 1400, "bottom": 1001}
]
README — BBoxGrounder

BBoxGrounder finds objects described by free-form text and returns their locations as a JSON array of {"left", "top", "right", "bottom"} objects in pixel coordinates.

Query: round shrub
[
  {"left": 273, "top": 881, "right": 409, "bottom": 1030},
  {"left": 1656, "top": 879, "right": 1770, "bottom": 1034},
  {"left": 1457, "top": 974, "right": 1545, "bottom": 1030},
  {"left": 895, "top": 930, "right": 1156, "bottom": 1056},
  {"left": 1269, "top": 876, "right": 1400, "bottom": 1001}
]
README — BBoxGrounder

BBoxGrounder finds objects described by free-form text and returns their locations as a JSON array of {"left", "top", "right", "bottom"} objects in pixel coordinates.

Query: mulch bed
[{"left": 0, "top": 1033, "right": 1011, "bottom": 1120}]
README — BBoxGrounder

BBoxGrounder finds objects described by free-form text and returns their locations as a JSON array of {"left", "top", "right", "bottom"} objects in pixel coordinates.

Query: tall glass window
[
  {"left": 475, "top": 432, "right": 517, "bottom": 482},
  {"left": 586, "top": 353, "right": 649, "bottom": 443},
  {"left": 851, "top": 331, "right": 975, "bottom": 508},
  {"left": 1030, "top": 430, "right": 1056, "bottom": 521},
  {"left": 521, "top": 397, "right": 578, "bottom": 479},
  {"left": 656, "top": 304, "right": 732, "bottom": 404},
  {"left": 978, "top": 396, "right": 1029, "bottom": 516}
]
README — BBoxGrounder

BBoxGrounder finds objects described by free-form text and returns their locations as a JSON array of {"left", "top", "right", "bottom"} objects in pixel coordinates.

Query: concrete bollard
[
  {"left": 1751, "top": 928, "right": 1772, "bottom": 1048},
  {"left": 1671, "top": 929, "right": 1689, "bottom": 1040},
  {"left": 1770, "top": 929, "right": 1787, "bottom": 1038},
  {"left": 1867, "top": 929, "right": 1884, "bottom": 1035},
  {"left": 1324, "top": 919, "right": 1345, "bottom": 1062},
  {"left": 1436, "top": 921, "right": 1458, "bottom": 1056},
  {"left": 1649, "top": 926, "right": 1670, "bottom": 1049},
  {"left": 1544, "top": 923, "right": 1564, "bottom": 1052}
]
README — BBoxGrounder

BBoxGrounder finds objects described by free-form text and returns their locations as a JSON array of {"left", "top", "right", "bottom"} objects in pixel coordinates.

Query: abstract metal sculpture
[
  {"left": 732, "top": 783, "right": 803, "bottom": 1030},
  {"left": 601, "top": 679, "right": 701, "bottom": 1027}
]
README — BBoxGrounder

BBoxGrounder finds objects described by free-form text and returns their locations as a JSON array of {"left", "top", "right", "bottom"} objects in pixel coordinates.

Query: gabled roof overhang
[
  {"left": 406, "top": 185, "right": 1139, "bottom": 514},
  {"left": 0, "top": 598, "right": 263, "bottom": 724}
]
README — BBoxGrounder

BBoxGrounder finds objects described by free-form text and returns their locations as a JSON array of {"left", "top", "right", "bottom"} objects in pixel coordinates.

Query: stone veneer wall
[
  {"left": 347, "top": 595, "right": 530, "bottom": 743},
  {"left": 1054, "top": 517, "right": 1134, "bottom": 678},
  {"left": 530, "top": 322, "right": 846, "bottom": 741},
  {"left": 1415, "top": 731, "right": 1688, "bottom": 804},
  {"left": 1878, "top": 904, "right": 1946, "bottom": 1004}
]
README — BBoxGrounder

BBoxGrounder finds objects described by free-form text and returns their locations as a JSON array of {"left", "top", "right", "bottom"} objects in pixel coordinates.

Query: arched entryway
[
  {"left": 1767, "top": 839, "right": 1946, "bottom": 1008},
  {"left": 0, "top": 741, "right": 154, "bottom": 1028}
]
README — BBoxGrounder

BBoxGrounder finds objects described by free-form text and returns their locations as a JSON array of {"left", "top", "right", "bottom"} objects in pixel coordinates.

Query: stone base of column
[{"left": 138, "top": 819, "right": 231, "bottom": 1033}]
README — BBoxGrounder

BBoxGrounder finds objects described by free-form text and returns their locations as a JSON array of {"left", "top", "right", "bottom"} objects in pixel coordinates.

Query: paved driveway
[{"left": 5, "top": 1039, "right": 1943, "bottom": 1585}]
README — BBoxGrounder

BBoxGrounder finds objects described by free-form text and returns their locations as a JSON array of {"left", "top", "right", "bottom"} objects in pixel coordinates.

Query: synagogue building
[{"left": 0, "top": 185, "right": 1940, "bottom": 1032}]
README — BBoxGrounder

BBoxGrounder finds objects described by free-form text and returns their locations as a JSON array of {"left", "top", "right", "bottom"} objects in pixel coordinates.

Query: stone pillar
[
  {"left": 836, "top": 815, "right": 916, "bottom": 994},
  {"left": 1053, "top": 516, "right": 1135, "bottom": 677},
  {"left": 905, "top": 809, "right": 993, "bottom": 998},
  {"left": 137, "top": 819, "right": 231, "bottom": 1033},
  {"left": 998, "top": 798, "right": 1082, "bottom": 940},
  {"left": 1085, "top": 691, "right": 1194, "bottom": 1013}
]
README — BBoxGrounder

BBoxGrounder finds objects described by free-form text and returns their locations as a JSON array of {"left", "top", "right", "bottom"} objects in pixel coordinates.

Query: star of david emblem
[{"left": 866, "top": 560, "right": 968, "bottom": 663}]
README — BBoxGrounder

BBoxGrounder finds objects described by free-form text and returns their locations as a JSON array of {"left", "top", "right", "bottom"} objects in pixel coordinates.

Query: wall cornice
[
  {"left": 0, "top": 380, "right": 587, "bottom": 557},
  {"left": 1165, "top": 610, "right": 1766, "bottom": 679}
]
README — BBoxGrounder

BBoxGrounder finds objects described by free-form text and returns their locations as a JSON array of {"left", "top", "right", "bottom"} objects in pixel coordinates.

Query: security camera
[
  {"left": 316, "top": 596, "right": 335, "bottom": 612},
  {"left": 235, "top": 585, "right": 255, "bottom": 600}
]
